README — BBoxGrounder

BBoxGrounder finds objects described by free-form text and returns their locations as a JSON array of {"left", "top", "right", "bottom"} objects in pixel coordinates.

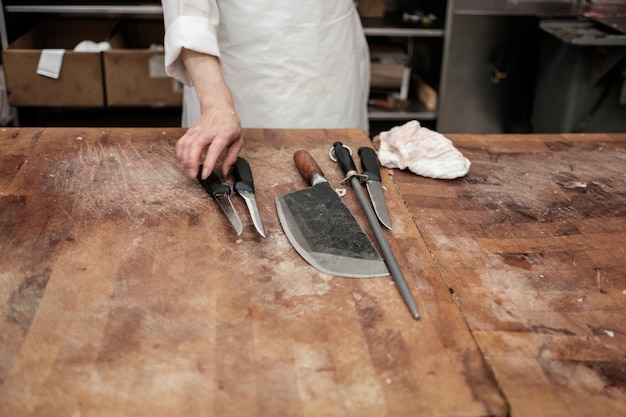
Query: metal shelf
[
  {"left": 7, "top": 6, "right": 446, "bottom": 34},
  {"left": 363, "top": 17, "right": 445, "bottom": 124},
  {"left": 361, "top": 18, "right": 445, "bottom": 37},
  {"left": 368, "top": 107, "right": 437, "bottom": 121},
  {"left": 368, "top": 111, "right": 437, "bottom": 121},
  {"left": 454, "top": 0, "right": 580, "bottom": 17},
  {"left": 4, "top": 4, "right": 163, "bottom": 15},
  {"left": 363, "top": 26, "right": 444, "bottom": 37}
]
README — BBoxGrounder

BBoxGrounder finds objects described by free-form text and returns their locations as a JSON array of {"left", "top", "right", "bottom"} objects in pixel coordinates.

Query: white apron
[{"left": 161, "top": 0, "right": 370, "bottom": 131}]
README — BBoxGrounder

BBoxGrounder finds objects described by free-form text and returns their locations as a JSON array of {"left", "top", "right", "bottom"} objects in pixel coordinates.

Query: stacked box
[
  {"left": 104, "top": 19, "right": 182, "bottom": 107},
  {"left": 2, "top": 18, "right": 117, "bottom": 107}
]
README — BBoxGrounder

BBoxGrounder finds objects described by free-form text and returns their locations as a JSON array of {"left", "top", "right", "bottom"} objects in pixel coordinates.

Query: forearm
[
  {"left": 180, "top": 48, "right": 236, "bottom": 115},
  {"left": 176, "top": 48, "right": 243, "bottom": 180}
]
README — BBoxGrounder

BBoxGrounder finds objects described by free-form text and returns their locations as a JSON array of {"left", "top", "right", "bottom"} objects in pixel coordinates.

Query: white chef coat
[{"left": 161, "top": 0, "right": 370, "bottom": 131}]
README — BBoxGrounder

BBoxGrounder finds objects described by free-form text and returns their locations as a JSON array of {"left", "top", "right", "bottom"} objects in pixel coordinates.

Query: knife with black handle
[
  {"left": 233, "top": 157, "right": 266, "bottom": 238},
  {"left": 197, "top": 166, "right": 243, "bottom": 236},
  {"left": 358, "top": 147, "right": 392, "bottom": 230}
]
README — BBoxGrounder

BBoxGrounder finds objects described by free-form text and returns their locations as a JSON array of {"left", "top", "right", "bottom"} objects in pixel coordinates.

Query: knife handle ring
[{"left": 328, "top": 143, "right": 352, "bottom": 163}]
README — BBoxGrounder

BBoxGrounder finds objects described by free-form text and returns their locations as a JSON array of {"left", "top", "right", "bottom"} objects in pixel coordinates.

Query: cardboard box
[
  {"left": 104, "top": 20, "right": 183, "bottom": 107},
  {"left": 369, "top": 44, "right": 411, "bottom": 98},
  {"left": 2, "top": 19, "right": 116, "bottom": 107},
  {"left": 357, "top": 0, "right": 386, "bottom": 18},
  {"left": 371, "top": 62, "right": 407, "bottom": 89}
]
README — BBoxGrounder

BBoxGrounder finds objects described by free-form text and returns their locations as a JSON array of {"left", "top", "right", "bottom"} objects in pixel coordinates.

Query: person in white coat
[{"left": 161, "top": 0, "right": 371, "bottom": 179}]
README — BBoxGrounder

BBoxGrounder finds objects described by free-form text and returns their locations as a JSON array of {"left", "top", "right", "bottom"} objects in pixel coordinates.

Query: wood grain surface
[
  {"left": 392, "top": 133, "right": 626, "bottom": 417},
  {"left": 0, "top": 128, "right": 505, "bottom": 417}
]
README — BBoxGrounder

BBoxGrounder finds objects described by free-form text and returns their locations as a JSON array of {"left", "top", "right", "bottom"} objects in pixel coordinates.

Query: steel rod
[{"left": 350, "top": 177, "right": 420, "bottom": 320}]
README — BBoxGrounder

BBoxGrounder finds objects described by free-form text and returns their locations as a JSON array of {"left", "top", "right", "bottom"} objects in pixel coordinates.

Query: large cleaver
[{"left": 276, "top": 150, "right": 389, "bottom": 278}]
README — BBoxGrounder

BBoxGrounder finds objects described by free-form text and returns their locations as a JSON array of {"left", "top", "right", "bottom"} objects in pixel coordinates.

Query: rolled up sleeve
[{"left": 161, "top": 0, "right": 221, "bottom": 86}]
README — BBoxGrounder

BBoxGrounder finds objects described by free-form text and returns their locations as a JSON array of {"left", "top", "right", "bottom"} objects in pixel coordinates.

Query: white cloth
[
  {"left": 161, "top": 0, "right": 370, "bottom": 131},
  {"left": 74, "top": 40, "right": 112, "bottom": 52}
]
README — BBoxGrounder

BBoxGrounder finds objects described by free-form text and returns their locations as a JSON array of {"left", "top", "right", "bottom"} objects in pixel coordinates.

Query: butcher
[{"left": 161, "top": 0, "right": 371, "bottom": 179}]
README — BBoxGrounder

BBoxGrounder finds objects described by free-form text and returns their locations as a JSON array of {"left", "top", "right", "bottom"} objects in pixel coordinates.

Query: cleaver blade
[{"left": 276, "top": 150, "right": 389, "bottom": 278}]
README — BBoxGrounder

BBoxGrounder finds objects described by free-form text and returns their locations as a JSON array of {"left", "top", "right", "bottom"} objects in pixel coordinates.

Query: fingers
[
  {"left": 175, "top": 108, "right": 243, "bottom": 179},
  {"left": 177, "top": 131, "right": 243, "bottom": 180},
  {"left": 200, "top": 132, "right": 244, "bottom": 179},
  {"left": 200, "top": 138, "right": 224, "bottom": 180},
  {"left": 220, "top": 135, "right": 245, "bottom": 177},
  {"left": 176, "top": 130, "right": 205, "bottom": 178}
]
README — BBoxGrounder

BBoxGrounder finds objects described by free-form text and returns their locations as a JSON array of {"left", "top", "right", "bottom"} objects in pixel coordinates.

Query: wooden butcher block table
[
  {"left": 0, "top": 128, "right": 505, "bottom": 417},
  {"left": 392, "top": 133, "right": 626, "bottom": 417}
]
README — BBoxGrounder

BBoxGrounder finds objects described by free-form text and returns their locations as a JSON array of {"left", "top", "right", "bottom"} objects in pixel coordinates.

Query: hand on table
[
  {"left": 176, "top": 105, "right": 244, "bottom": 180},
  {"left": 175, "top": 48, "right": 244, "bottom": 179}
]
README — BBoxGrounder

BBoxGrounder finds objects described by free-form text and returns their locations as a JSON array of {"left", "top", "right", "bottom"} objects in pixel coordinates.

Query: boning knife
[
  {"left": 197, "top": 167, "right": 244, "bottom": 236},
  {"left": 233, "top": 157, "right": 266, "bottom": 238}
]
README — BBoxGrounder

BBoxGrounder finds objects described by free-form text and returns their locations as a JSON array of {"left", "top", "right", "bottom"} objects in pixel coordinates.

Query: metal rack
[
  {"left": 4, "top": 3, "right": 163, "bottom": 15},
  {"left": 362, "top": 17, "right": 449, "bottom": 123},
  {"left": 1, "top": 2, "right": 163, "bottom": 49}
]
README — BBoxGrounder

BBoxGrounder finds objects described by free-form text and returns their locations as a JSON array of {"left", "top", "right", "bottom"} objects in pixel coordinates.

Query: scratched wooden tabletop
[
  {"left": 0, "top": 128, "right": 505, "bottom": 417},
  {"left": 391, "top": 133, "right": 626, "bottom": 417}
]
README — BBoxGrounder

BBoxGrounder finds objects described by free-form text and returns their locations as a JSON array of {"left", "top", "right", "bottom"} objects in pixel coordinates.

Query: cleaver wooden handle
[{"left": 294, "top": 150, "right": 326, "bottom": 185}]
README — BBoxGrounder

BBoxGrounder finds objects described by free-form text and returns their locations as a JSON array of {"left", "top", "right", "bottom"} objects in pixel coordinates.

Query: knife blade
[
  {"left": 233, "top": 157, "right": 266, "bottom": 238},
  {"left": 197, "top": 166, "right": 243, "bottom": 236},
  {"left": 358, "top": 147, "right": 392, "bottom": 230}
]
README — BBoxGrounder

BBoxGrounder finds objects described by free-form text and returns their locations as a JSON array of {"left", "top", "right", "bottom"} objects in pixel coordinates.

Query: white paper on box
[
  {"left": 37, "top": 49, "right": 65, "bottom": 79},
  {"left": 149, "top": 55, "right": 167, "bottom": 78}
]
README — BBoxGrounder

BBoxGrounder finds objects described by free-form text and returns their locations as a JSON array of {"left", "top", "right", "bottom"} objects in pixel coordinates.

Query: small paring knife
[
  {"left": 358, "top": 147, "right": 392, "bottom": 230},
  {"left": 233, "top": 157, "right": 266, "bottom": 238},
  {"left": 197, "top": 166, "right": 244, "bottom": 236}
]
